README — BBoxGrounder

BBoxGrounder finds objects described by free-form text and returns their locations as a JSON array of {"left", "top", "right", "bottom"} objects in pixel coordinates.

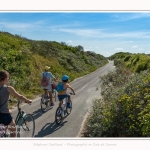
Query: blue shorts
[
  {"left": 0, "top": 113, "right": 12, "bottom": 126},
  {"left": 58, "top": 94, "right": 70, "bottom": 101}
]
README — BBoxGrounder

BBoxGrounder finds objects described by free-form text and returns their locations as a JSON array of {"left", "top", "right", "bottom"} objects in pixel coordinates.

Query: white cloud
[
  {"left": 0, "top": 21, "right": 32, "bottom": 29},
  {"left": 114, "top": 48, "right": 125, "bottom": 51},
  {"left": 137, "top": 48, "right": 143, "bottom": 50},
  {"left": 67, "top": 40, "right": 73, "bottom": 43},
  {"left": 132, "top": 45, "right": 138, "bottom": 48},
  {"left": 57, "top": 28, "right": 150, "bottom": 39}
]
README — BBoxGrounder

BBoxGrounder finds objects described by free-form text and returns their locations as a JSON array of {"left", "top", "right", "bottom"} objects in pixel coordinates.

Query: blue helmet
[{"left": 62, "top": 75, "right": 69, "bottom": 81}]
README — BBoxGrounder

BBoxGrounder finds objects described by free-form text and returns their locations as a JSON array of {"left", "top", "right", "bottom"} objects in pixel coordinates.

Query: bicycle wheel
[
  {"left": 55, "top": 107, "right": 63, "bottom": 124},
  {"left": 66, "top": 100, "right": 72, "bottom": 115},
  {"left": 17, "top": 114, "right": 35, "bottom": 137},
  {"left": 52, "top": 89, "right": 57, "bottom": 101},
  {"left": 40, "top": 96, "right": 49, "bottom": 112}
]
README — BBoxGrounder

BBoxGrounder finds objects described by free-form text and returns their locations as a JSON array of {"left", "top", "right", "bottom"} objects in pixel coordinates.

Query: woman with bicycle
[
  {"left": 57, "top": 75, "right": 75, "bottom": 108},
  {"left": 0, "top": 70, "right": 32, "bottom": 137},
  {"left": 41, "top": 66, "right": 57, "bottom": 106}
]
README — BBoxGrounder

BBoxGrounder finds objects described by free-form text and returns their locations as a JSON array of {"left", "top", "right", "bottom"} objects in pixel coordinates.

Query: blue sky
[{"left": 0, "top": 12, "right": 150, "bottom": 57}]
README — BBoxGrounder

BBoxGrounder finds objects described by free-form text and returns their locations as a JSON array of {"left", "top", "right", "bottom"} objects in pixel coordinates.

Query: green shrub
[
  {"left": 84, "top": 64, "right": 150, "bottom": 137},
  {"left": 0, "top": 31, "right": 108, "bottom": 98}
]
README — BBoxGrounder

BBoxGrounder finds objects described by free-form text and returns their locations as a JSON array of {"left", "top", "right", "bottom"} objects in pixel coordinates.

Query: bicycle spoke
[
  {"left": 55, "top": 107, "right": 63, "bottom": 124},
  {"left": 40, "top": 97, "right": 49, "bottom": 112}
]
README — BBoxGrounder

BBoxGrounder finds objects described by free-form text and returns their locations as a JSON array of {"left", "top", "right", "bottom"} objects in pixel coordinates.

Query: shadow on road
[
  {"left": 31, "top": 107, "right": 53, "bottom": 121},
  {"left": 34, "top": 120, "right": 67, "bottom": 137}
]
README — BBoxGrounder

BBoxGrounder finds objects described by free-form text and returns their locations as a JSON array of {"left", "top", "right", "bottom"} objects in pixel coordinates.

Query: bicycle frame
[
  {"left": 61, "top": 97, "right": 68, "bottom": 116},
  {"left": 15, "top": 100, "right": 35, "bottom": 137},
  {"left": 15, "top": 100, "right": 27, "bottom": 126}
]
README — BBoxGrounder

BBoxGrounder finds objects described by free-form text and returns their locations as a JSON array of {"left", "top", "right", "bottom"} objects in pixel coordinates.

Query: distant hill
[
  {"left": 0, "top": 31, "right": 108, "bottom": 98},
  {"left": 109, "top": 52, "right": 150, "bottom": 73}
]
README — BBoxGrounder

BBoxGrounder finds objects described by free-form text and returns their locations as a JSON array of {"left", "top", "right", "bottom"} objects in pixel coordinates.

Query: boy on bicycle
[{"left": 57, "top": 75, "right": 75, "bottom": 108}]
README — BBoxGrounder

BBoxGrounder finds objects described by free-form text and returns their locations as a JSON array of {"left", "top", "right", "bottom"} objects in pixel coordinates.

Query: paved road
[{"left": 11, "top": 61, "right": 115, "bottom": 137}]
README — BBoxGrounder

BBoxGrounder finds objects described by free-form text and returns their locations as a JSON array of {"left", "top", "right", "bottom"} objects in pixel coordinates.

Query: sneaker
[
  {"left": 67, "top": 102, "right": 72, "bottom": 108},
  {"left": 50, "top": 102, "right": 54, "bottom": 106}
]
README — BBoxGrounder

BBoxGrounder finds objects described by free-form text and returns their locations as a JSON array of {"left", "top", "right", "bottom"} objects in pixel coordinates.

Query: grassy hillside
[
  {"left": 109, "top": 52, "right": 150, "bottom": 73},
  {"left": 0, "top": 31, "right": 108, "bottom": 98}
]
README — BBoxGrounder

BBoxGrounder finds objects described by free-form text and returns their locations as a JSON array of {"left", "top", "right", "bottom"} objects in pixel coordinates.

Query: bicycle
[
  {"left": 0, "top": 100, "right": 35, "bottom": 137},
  {"left": 40, "top": 89, "right": 50, "bottom": 112},
  {"left": 55, "top": 93, "right": 74, "bottom": 124},
  {"left": 40, "top": 83, "right": 57, "bottom": 112}
]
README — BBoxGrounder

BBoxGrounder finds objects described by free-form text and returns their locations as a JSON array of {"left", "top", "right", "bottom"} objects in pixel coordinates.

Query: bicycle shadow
[
  {"left": 34, "top": 120, "right": 67, "bottom": 137},
  {"left": 31, "top": 106, "right": 53, "bottom": 121}
]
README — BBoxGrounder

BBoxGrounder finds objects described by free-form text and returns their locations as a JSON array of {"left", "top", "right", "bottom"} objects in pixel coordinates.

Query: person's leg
[
  {"left": 0, "top": 113, "right": 16, "bottom": 137},
  {"left": 58, "top": 95, "right": 66, "bottom": 107},
  {"left": 59, "top": 101, "right": 63, "bottom": 107},
  {"left": 68, "top": 95, "right": 71, "bottom": 103},
  {"left": 8, "top": 119, "right": 16, "bottom": 137},
  {"left": 47, "top": 84, "right": 54, "bottom": 106},
  {"left": 49, "top": 91, "right": 54, "bottom": 106},
  {"left": 67, "top": 94, "right": 72, "bottom": 108}
]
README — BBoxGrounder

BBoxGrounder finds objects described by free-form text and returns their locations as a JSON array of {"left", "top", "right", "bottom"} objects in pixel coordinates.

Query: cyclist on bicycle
[
  {"left": 57, "top": 75, "right": 75, "bottom": 108},
  {"left": 0, "top": 70, "right": 32, "bottom": 137},
  {"left": 41, "top": 66, "right": 57, "bottom": 106}
]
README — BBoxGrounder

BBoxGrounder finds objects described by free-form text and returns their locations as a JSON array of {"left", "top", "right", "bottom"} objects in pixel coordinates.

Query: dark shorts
[
  {"left": 58, "top": 94, "right": 70, "bottom": 101},
  {"left": 0, "top": 113, "right": 12, "bottom": 126}
]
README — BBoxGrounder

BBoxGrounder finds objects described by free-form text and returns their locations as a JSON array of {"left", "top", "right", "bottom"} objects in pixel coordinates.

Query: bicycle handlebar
[
  {"left": 69, "top": 93, "right": 75, "bottom": 95},
  {"left": 9, "top": 99, "right": 32, "bottom": 111}
]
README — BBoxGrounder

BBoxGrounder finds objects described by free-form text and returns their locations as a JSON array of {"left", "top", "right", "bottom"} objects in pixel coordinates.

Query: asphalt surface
[{"left": 11, "top": 61, "right": 115, "bottom": 138}]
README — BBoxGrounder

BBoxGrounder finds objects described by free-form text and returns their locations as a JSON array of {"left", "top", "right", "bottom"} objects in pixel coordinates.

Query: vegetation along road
[{"left": 11, "top": 61, "right": 115, "bottom": 137}]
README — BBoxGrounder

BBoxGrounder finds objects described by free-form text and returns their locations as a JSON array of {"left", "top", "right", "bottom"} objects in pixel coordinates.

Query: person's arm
[
  {"left": 67, "top": 84, "right": 75, "bottom": 95},
  {"left": 49, "top": 72, "right": 57, "bottom": 82},
  {"left": 7, "top": 86, "right": 32, "bottom": 104},
  {"left": 53, "top": 77, "right": 57, "bottom": 82}
]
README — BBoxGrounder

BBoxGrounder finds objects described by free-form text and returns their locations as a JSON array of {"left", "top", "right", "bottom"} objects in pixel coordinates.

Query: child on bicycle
[
  {"left": 57, "top": 75, "right": 75, "bottom": 108},
  {"left": 0, "top": 70, "right": 32, "bottom": 137}
]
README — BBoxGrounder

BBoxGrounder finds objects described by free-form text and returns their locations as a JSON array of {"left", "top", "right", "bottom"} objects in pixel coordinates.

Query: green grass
[{"left": 0, "top": 31, "right": 108, "bottom": 99}]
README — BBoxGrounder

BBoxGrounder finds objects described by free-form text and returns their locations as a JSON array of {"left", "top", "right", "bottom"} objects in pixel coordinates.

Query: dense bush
[
  {"left": 109, "top": 52, "right": 150, "bottom": 73},
  {"left": 84, "top": 64, "right": 150, "bottom": 137}
]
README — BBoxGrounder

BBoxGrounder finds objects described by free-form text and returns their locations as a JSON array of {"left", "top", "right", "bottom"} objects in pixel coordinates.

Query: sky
[{"left": 0, "top": 12, "right": 150, "bottom": 57}]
